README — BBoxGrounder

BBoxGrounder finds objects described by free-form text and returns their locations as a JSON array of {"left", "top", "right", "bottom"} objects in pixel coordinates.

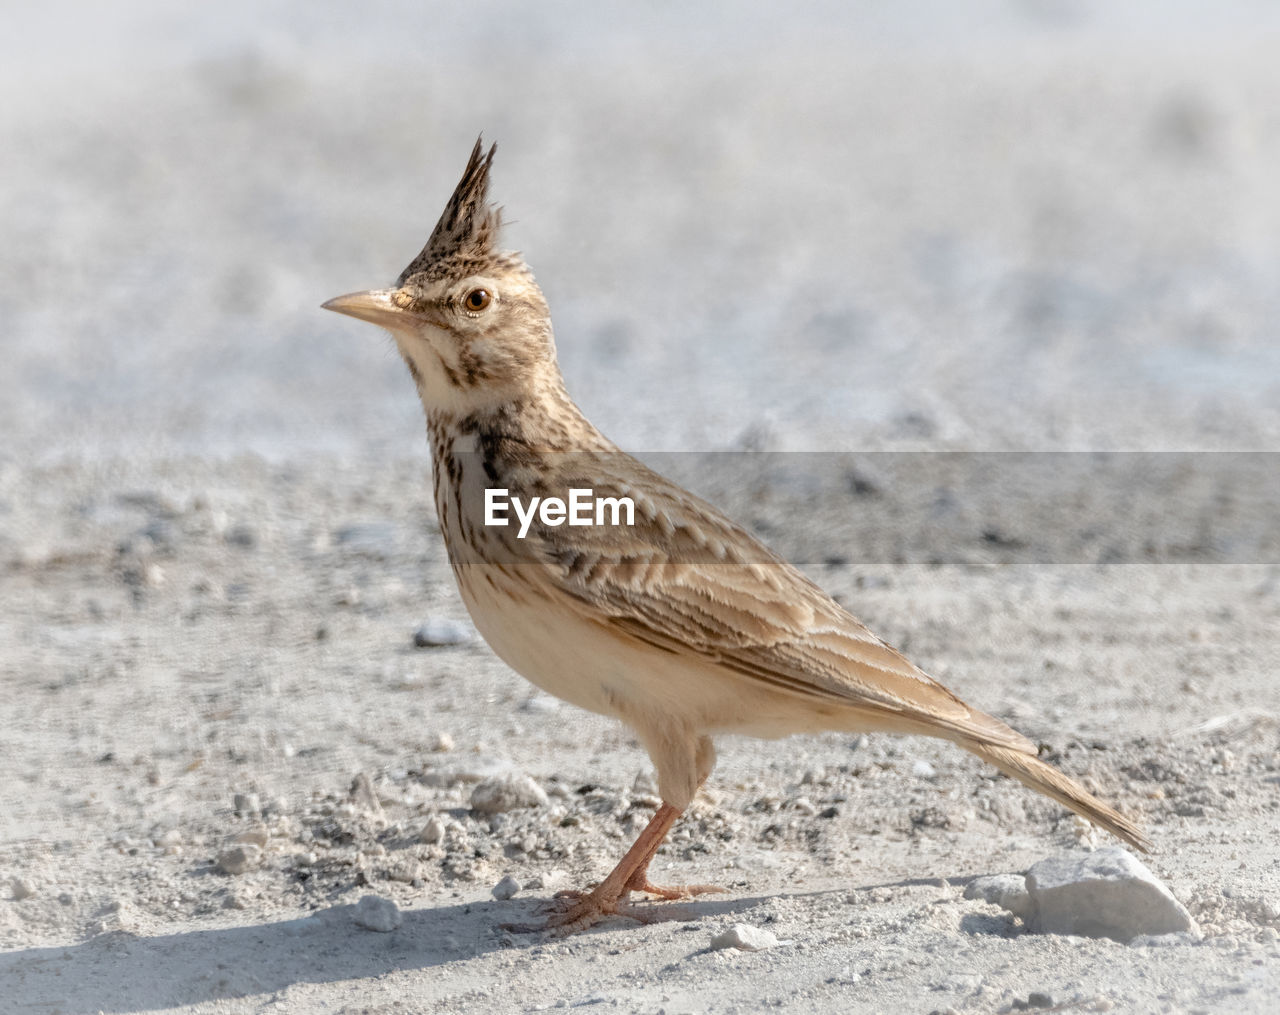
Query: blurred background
[{"left": 3, "top": 0, "right": 1280, "bottom": 462}]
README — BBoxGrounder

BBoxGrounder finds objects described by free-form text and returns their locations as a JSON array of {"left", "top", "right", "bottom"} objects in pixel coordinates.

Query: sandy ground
[
  {"left": 3, "top": 4, "right": 1280, "bottom": 1013},
  {"left": 1, "top": 455, "right": 1278, "bottom": 1013}
]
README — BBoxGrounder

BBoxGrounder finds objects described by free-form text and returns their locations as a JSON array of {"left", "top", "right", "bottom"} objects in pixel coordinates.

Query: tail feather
[{"left": 965, "top": 741, "right": 1150, "bottom": 852}]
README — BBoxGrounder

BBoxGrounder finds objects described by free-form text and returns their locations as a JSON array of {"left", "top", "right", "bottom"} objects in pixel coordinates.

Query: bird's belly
[
  {"left": 450, "top": 562, "right": 829, "bottom": 739},
  {"left": 453, "top": 564, "right": 631, "bottom": 716}
]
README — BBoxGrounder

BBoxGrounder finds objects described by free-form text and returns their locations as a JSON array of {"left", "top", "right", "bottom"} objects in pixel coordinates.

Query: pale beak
[{"left": 321, "top": 289, "right": 413, "bottom": 330}]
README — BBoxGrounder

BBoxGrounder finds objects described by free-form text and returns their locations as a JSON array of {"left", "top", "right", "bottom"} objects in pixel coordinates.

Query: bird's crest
[{"left": 398, "top": 137, "right": 502, "bottom": 285}]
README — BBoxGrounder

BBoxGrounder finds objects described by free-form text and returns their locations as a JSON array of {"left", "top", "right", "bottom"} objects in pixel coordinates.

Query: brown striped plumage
[{"left": 323, "top": 139, "right": 1148, "bottom": 933}]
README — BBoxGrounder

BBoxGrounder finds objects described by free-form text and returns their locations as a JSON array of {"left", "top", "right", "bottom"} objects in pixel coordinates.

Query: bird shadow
[{"left": 0, "top": 892, "right": 773, "bottom": 1014}]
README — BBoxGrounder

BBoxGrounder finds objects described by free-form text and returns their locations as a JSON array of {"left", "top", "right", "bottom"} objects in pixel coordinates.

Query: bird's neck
[
  {"left": 424, "top": 381, "right": 616, "bottom": 464},
  {"left": 422, "top": 383, "right": 618, "bottom": 562}
]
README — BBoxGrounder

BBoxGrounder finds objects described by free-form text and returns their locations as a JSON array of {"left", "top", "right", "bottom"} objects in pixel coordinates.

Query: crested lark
[{"left": 324, "top": 140, "right": 1147, "bottom": 932}]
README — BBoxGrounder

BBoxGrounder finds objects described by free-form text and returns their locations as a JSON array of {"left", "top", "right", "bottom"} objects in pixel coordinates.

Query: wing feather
[{"left": 514, "top": 452, "right": 1033, "bottom": 753}]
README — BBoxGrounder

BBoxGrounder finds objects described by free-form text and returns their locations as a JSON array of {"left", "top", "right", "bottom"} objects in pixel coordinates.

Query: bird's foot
[
  {"left": 622, "top": 875, "right": 726, "bottom": 901},
  {"left": 502, "top": 884, "right": 646, "bottom": 935}
]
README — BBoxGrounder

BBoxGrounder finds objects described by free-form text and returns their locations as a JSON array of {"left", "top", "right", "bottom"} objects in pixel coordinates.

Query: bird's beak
[{"left": 321, "top": 289, "right": 412, "bottom": 330}]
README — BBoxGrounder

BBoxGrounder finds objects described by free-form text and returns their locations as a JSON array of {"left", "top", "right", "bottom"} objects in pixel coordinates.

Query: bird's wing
[{"left": 520, "top": 452, "right": 1034, "bottom": 753}]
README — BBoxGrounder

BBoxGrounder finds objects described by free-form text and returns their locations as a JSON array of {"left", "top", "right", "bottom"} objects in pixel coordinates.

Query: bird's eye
[{"left": 464, "top": 288, "right": 492, "bottom": 311}]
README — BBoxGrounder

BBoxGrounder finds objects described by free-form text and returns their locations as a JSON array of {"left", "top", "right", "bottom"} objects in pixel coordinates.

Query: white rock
[
  {"left": 964, "top": 873, "right": 1033, "bottom": 920},
  {"left": 352, "top": 894, "right": 402, "bottom": 932},
  {"left": 1025, "top": 848, "right": 1196, "bottom": 942},
  {"left": 912, "top": 760, "right": 938, "bottom": 779},
  {"left": 421, "top": 816, "right": 447, "bottom": 844},
  {"left": 491, "top": 875, "right": 522, "bottom": 900},
  {"left": 216, "top": 844, "right": 262, "bottom": 875},
  {"left": 11, "top": 878, "right": 36, "bottom": 900},
  {"left": 412, "top": 617, "right": 473, "bottom": 647},
  {"left": 471, "top": 774, "right": 549, "bottom": 814},
  {"left": 710, "top": 923, "right": 781, "bottom": 951}
]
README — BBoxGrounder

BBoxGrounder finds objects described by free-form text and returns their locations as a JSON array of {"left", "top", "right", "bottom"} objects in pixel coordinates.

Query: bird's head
[{"left": 324, "top": 139, "right": 560, "bottom": 416}]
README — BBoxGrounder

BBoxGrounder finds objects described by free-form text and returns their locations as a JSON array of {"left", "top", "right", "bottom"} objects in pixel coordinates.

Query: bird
[{"left": 322, "top": 138, "right": 1148, "bottom": 933}]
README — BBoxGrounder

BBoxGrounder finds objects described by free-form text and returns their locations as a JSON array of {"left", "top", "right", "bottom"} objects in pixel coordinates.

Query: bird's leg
[
  {"left": 622, "top": 735, "right": 724, "bottom": 900},
  {"left": 507, "top": 804, "right": 684, "bottom": 934},
  {"left": 507, "top": 738, "right": 725, "bottom": 933},
  {"left": 620, "top": 825, "right": 727, "bottom": 902}
]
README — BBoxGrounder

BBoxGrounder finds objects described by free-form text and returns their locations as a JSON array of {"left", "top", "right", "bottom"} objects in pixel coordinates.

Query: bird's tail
[{"left": 963, "top": 740, "right": 1150, "bottom": 852}]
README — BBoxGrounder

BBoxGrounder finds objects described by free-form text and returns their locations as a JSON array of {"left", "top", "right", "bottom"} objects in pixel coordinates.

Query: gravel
[{"left": 2, "top": 12, "right": 1279, "bottom": 1012}]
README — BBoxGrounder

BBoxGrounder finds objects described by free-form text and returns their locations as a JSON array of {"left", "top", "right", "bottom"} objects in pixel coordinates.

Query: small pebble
[
  {"left": 709, "top": 924, "right": 781, "bottom": 952},
  {"left": 413, "top": 617, "right": 473, "bottom": 647},
  {"left": 11, "top": 878, "right": 36, "bottom": 901},
  {"left": 349, "top": 772, "right": 385, "bottom": 817},
  {"left": 421, "top": 816, "right": 447, "bottom": 844},
  {"left": 225, "top": 523, "right": 257, "bottom": 548},
  {"left": 335, "top": 587, "right": 362, "bottom": 607},
  {"left": 233, "top": 792, "right": 260, "bottom": 815},
  {"left": 429, "top": 732, "right": 455, "bottom": 753},
  {"left": 352, "top": 894, "right": 402, "bottom": 933},
  {"left": 216, "top": 844, "right": 262, "bottom": 875},
  {"left": 520, "top": 693, "right": 560, "bottom": 714},
  {"left": 387, "top": 672, "right": 427, "bottom": 692},
  {"left": 492, "top": 875, "right": 522, "bottom": 900},
  {"left": 387, "top": 860, "right": 421, "bottom": 884},
  {"left": 524, "top": 870, "right": 568, "bottom": 891},
  {"left": 233, "top": 828, "right": 270, "bottom": 848},
  {"left": 333, "top": 522, "right": 396, "bottom": 555},
  {"left": 964, "top": 874, "right": 1033, "bottom": 920},
  {"left": 223, "top": 890, "right": 249, "bottom": 910},
  {"left": 912, "top": 760, "right": 938, "bottom": 779},
  {"left": 471, "top": 774, "right": 549, "bottom": 814}
]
